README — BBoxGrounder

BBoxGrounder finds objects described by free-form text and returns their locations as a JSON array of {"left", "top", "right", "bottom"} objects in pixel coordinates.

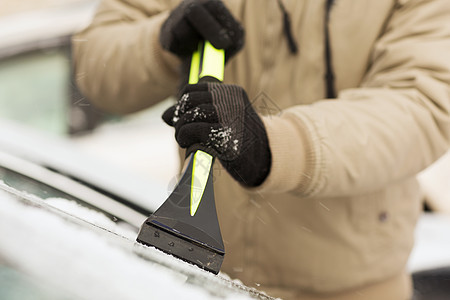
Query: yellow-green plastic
[
  {"left": 189, "top": 41, "right": 224, "bottom": 84},
  {"left": 188, "top": 42, "right": 224, "bottom": 216}
]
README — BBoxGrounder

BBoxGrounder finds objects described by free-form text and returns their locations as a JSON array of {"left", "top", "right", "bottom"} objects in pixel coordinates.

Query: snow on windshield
[
  {"left": 0, "top": 185, "right": 255, "bottom": 300},
  {"left": 45, "top": 197, "right": 137, "bottom": 239}
]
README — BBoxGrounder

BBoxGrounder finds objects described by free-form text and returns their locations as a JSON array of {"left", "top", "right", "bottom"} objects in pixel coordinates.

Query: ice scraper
[{"left": 136, "top": 41, "right": 225, "bottom": 274}]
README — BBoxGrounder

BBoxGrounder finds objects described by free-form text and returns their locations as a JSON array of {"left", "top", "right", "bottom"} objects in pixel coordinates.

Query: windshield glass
[
  {"left": 0, "top": 49, "right": 69, "bottom": 134},
  {"left": 0, "top": 166, "right": 78, "bottom": 201}
]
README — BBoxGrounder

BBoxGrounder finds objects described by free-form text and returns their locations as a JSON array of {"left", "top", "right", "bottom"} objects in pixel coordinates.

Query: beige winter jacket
[{"left": 73, "top": 0, "right": 450, "bottom": 299}]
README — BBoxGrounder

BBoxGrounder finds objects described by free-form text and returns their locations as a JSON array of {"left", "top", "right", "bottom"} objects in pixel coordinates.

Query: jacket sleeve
[
  {"left": 72, "top": 0, "right": 182, "bottom": 114},
  {"left": 259, "top": 0, "right": 450, "bottom": 198}
]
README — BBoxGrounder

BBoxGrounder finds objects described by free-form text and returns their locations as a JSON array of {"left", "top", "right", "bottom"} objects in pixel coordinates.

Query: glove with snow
[
  {"left": 160, "top": 0, "right": 244, "bottom": 61},
  {"left": 162, "top": 83, "right": 271, "bottom": 187}
]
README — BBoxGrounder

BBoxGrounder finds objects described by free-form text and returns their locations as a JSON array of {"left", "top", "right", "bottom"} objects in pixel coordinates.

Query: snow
[
  {"left": 72, "top": 100, "right": 179, "bottom": 194},
  {"left": 0, "top": 0, "right": 98, "bottom": 55},
  {"left": 45, "top": 197, "right": 137, "bottom": 239},
  {"left": 0, "top": 97, "right": 448, "bottom": 298},
  {"left": 0, "top": 185, "right": 257, "bottom": 300},
  {"left": 172, "top": 93, "right": 189, "bottom": 124},
  {"left": 208, "top": 126, "right": 234, "bottom": 152},
  {"left": 2, "top": 163, "right": 450, "bottom": 299}
]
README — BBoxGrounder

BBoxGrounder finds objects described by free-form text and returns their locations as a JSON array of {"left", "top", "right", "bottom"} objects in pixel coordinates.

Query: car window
[
  {"left": 0, "top": 165, "right": 127, "bottom": 226},
  {"left": 0, "top": 264, "right": 75, "bottom": 300},
  {"left": 0, "top": 49, "right": 69, "bottom": 135},
  {"left": 0, "top": 166, "right": 78, "bottom": 201}
]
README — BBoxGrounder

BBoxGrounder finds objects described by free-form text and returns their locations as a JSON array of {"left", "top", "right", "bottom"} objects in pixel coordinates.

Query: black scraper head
[{"left": 137, "top": 151, "right": 225, "bottom": 274}]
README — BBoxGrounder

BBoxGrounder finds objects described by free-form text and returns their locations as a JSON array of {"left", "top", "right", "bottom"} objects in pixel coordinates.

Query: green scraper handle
[
  {"left": 187, "top": 42, "right": 224, "bottom": 217},
  {"left": 189, "top": 41, "right": 224, "bottom": 84},
  {"left": 136, "top": 44, "right": 226, "bottom": 274}
]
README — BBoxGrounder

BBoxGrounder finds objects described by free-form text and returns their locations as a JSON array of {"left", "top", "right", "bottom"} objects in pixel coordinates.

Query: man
[{"left": 73, "top": 0, "right": 450, "bottom": 299}]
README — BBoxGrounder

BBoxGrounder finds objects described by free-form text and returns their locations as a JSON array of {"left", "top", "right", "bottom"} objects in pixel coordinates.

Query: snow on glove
[
  {"left": 162, "top": 83, "right": 271, "bottom": 187},
  {"left": 160, "top": 0, "right": 244, "bottom": 61}
]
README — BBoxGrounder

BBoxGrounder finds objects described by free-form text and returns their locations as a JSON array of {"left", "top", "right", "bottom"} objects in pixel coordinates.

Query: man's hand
[
  {"left": 162, "top": 83, "right": 271, "bottom": 187},
  {"left": 160, "top": 0, "right": 244, "bottom": 61}
]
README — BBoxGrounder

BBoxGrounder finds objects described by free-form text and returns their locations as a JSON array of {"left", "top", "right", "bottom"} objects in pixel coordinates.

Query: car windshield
[
  {"left": 0, "top": 166, "right": 79, "bottom": 202},
  {"left": 0, "top": 49, "right": 70, "bottom": 135},
  {"left": 0, "top": 182, "right": 268, "bottom": 300}
]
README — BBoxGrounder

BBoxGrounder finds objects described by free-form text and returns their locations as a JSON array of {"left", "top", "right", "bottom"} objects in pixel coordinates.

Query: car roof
[
  {"left": 0, "top": 119, "right": 166, "bottom": 214},
  {"left": 0, "top": 0, "right": 98, "bottom": 59}
]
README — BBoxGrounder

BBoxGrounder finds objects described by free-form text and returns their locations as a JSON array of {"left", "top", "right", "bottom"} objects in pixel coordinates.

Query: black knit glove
[
  {"left": 162, "top": 83, "right": 271, "bottom": 187},
  {"left": 160, "top": 0, "right": 244, "bottom": 61}
]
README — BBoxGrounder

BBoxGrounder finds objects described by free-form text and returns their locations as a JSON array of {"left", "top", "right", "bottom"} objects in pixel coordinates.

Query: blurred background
[
  {"left": 1, "top": 0, "right": 449, "bottom": 219},
  {"left": 1, "top": 1, "right": 450, "bottom": 296},
  {"left": 1, "top": 0, "right": 448, "bottom": 210},
  {"left": 0, "top": 0, "right": 179, "bottom": 188},
  {"left": 0, "top": 0, "right": 449, "bottom": 217}
]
